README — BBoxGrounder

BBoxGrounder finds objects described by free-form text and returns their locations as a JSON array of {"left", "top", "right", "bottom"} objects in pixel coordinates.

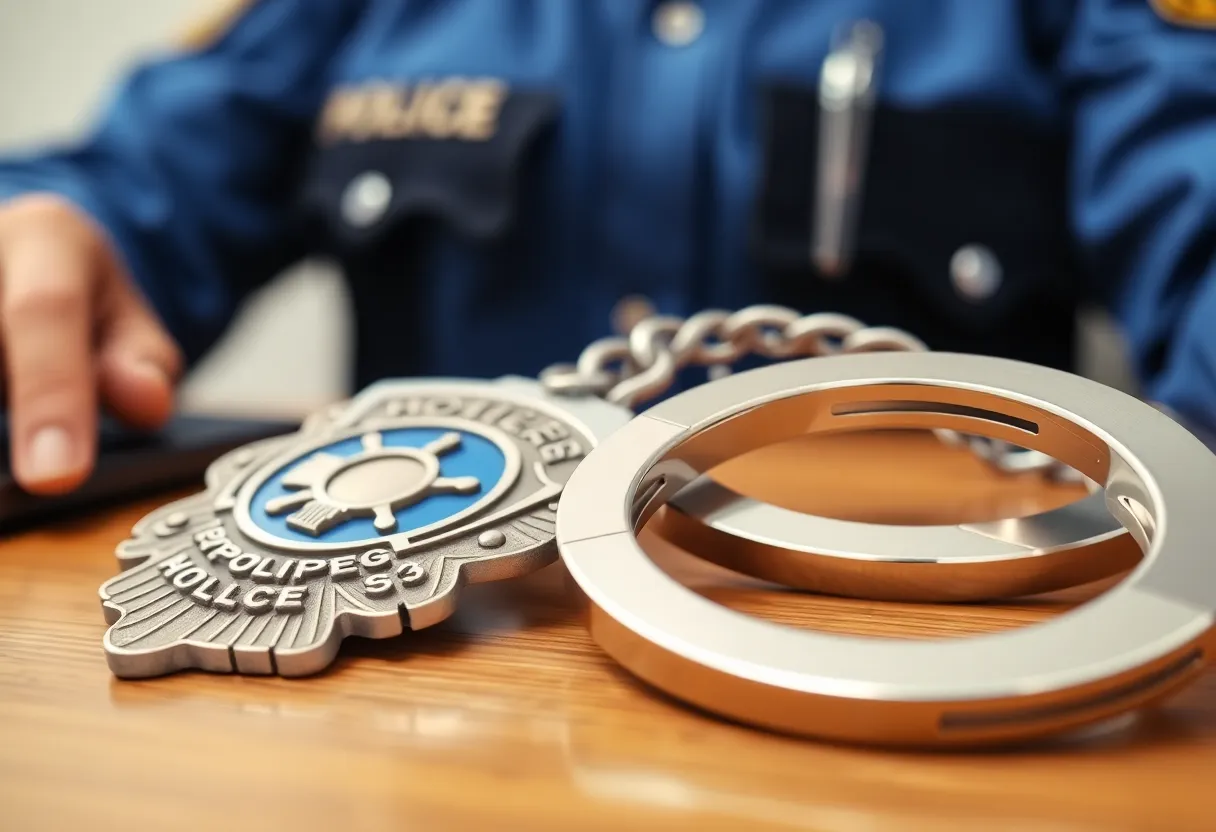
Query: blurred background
[
  {"left": 0, "top": 0, "right": 352, "bottom": 417},
  {"left": 0, "top": 0, "right": 1138, "bottom": 416}
]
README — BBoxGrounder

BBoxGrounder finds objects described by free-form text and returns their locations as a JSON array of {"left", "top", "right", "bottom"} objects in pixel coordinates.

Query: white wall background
[
  {"left": 0, "top": 0, "right": 1136, "bottom": 415},
  {"left": 0, "top": 0, "right": 351, "bottom": 416}
]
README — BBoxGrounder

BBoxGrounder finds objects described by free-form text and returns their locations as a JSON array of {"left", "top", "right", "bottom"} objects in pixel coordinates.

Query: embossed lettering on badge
[{"left": 98, "top": 377, "right": 630, "bottom": 678}]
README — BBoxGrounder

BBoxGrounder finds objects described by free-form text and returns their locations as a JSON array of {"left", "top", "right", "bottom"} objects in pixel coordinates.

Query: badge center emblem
[
  {"left": 259, "top": 428, "right": 499, "bottom": 538},
  {"left": 243, "top": 423, "right": 517, "bottom": 549}
]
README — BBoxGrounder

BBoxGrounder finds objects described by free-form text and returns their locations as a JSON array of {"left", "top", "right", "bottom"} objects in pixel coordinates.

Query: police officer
[{"left": 1, "top": 0, "right": 1214, "bottom": 496}]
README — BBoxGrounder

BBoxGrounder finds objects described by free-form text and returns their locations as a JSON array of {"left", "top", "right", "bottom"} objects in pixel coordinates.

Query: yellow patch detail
[
  {"left": 1150, "top": 0, "right": 1216, "bottom": 27},
  {"left": 176, "top": 0, "right": 257, "bottom": 50}
]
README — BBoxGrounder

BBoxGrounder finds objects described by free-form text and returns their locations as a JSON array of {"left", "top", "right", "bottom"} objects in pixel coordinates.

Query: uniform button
[
  {"left": 950, "top": 244, "right": 1003, "bottom": 302},
  {"left": 611, "top": 294, "right": 657, "bottom": 335},
  {"left": 341, "top": 171, "right": 393, "bottom": 228},
  {"left": 652, "top": 1, "right": 705, "bottom": 47}
]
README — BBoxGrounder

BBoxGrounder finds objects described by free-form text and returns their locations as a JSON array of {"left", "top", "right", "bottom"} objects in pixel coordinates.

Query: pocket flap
[
  {"left": 754, "top": 81, "right": 1077, "bottom": 331},
  {"left": 300, "top": 78, "right": 560, "bottom": 246}
]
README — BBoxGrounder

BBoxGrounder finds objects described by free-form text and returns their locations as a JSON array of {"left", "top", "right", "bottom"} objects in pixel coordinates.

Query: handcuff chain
[{"left": 538, "top": 304, "right": 1079, "bottom": 481}]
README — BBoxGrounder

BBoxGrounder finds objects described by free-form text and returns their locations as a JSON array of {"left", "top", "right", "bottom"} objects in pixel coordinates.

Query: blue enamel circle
[{"left": 249, "top": 427, "right": 508, "bottom": 545}]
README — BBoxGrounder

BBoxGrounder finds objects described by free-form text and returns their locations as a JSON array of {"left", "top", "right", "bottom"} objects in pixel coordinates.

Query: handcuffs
[
  {"left": 96, "top": 304, "right": 1208, "bottom": 746},
  {"left": 545, "top": 306, "right": 1134, "bottom": 603},
  {"left": 555, "top": 351, "right": 1216, "bottom": 746}
]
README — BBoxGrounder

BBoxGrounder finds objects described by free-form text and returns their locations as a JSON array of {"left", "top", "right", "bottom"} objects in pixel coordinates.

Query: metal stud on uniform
[
  {"left": 950, "top": 244, "right": 1003, "bottom": 302},
  {"left": 341, "top": 171, "right": 393, "bottom": 228},
  {"left": 652, "top": 1, "right": 705, "bottom": 47}
]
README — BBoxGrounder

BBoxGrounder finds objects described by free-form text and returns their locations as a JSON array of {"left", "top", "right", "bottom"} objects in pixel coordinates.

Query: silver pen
[{"left": 812, "top": 20, "right": 883, "bottom": 278}]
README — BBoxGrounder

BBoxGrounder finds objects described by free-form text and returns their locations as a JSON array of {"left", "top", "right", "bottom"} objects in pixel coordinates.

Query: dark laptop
[{"left": 0, "top": 412, "right": 298, "bottom": 534}]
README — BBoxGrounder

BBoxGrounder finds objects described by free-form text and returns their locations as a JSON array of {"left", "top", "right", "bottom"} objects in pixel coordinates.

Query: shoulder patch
[
  {"left": 176, "top": 0, "right": 257, "bottom": 50},
  {"left": 1150, "top": 0, "right": 1216, "bottom": 28}
]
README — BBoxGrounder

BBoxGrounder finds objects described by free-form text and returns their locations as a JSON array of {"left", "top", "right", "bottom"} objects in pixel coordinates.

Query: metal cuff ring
[
  {"left": 653, "top": 477, "right": 1135, "bottom": 602},
  {"left": 555, "top": 352, "right": 1216, "bottom": 747}
]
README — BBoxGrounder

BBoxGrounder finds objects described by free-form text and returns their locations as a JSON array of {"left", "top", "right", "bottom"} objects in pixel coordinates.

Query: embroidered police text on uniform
[{"left": 317, "top": 78, "right": 509, "bottom": 144}]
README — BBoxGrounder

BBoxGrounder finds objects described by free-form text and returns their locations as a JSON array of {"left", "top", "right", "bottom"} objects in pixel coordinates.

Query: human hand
[{"left": 0, "top": 194, "right": 182, "bottom": 495}]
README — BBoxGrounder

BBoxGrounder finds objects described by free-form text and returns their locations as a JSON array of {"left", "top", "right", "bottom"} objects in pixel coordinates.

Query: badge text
[{"left": 391, "top": 395, "right": 585, "bottom": 464}]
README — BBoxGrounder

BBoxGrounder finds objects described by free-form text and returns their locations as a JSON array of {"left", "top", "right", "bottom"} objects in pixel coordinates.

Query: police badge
[{"left": 99, "top": 376, "right": 629, "bottom": 677}]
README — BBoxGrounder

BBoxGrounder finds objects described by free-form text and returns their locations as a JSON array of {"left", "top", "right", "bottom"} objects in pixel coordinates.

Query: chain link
[{"left": 539, "top": 305, "right": 1079, "bottom": 481}]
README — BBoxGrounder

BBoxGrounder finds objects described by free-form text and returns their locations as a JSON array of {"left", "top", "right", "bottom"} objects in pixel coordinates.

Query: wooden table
[{"left": 2, "top": 431, "right": 1213, "bottom": 831}]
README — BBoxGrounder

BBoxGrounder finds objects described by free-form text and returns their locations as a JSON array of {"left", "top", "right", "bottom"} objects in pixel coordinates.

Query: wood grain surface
[{"left": 1, "top": 430, "right": 1213, "bottom": 831}]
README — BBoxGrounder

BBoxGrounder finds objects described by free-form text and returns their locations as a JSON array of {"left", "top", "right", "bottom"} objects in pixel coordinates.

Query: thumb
[{"left": 96, "top": 281, "right": 183, "bottom": 430}]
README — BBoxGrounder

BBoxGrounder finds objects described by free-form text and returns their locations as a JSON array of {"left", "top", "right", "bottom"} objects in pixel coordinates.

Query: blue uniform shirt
[{"left": 1, "top": 0, "right": 1215, "bottom": 425}]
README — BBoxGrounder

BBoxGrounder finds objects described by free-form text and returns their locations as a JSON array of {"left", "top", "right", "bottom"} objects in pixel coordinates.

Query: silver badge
[{"left": 98, "top": 376, "right": 630, "bottom": 678}]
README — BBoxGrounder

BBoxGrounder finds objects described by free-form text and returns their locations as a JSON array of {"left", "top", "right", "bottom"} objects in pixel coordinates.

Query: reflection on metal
[{"left": 659, "top": 478, "right": 1136, "bottom": 602}]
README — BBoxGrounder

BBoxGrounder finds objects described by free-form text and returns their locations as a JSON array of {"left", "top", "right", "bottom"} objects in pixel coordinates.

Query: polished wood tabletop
[{"left": 1, "top": 430, "right": 1213, "bottom": 831}]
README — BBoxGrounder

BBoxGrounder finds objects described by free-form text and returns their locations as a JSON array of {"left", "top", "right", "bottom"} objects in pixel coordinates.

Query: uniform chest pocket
[
  {"left": 299, "top": 78, "right": 561, "bottom": 249},
  {"left": 752, "top": 82, "right": 1079, "bottom": 338}
]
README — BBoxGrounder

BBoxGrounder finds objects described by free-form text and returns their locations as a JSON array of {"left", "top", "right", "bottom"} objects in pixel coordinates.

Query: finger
[
  {"left": 97, "top": 281, "right": 182, "bottom": 430},
  {"left": 0, "top": 224, "right": 98, "bottom": 494}
]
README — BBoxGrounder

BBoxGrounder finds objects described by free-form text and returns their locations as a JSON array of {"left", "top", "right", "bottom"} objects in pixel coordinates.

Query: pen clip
[{"left": 812, "top": 20, "right": 883, "bottom": 278}]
